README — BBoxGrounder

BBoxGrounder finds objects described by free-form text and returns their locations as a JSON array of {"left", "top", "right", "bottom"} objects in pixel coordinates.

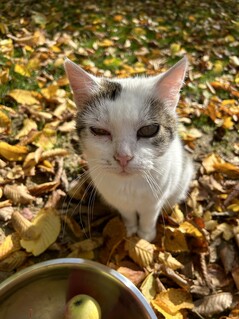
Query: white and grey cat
[{"left": 64, "top": 56, "right": 193, "bottom": 242}]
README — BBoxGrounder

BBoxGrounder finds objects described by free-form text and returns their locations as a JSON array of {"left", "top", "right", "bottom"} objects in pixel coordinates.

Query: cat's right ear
[{"left": 64, "top": 58, "right": 99, "bottom": 108}]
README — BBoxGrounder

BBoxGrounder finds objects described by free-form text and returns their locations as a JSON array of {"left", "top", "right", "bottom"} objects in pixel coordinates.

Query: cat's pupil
[
  {"left": 137, "top": 124, "right": 160, "bottom": 138},
  {"left": 90, "top": 127, "right": 111, "bottom": 136}
]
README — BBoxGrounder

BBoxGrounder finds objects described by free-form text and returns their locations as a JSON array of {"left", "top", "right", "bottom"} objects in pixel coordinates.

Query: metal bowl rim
[{"left": 0, "top": 258, "right": 157, "bottom": 318}]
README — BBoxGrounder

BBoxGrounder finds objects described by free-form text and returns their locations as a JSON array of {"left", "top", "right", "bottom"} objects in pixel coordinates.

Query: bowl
[{"left": 0, "top": 258, "right": 157, "bottom": 319}]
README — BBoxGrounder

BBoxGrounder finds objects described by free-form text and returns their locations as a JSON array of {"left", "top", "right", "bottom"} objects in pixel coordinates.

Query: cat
[{"left": 64, "top": 56, "right": 194, "bottom": 242}]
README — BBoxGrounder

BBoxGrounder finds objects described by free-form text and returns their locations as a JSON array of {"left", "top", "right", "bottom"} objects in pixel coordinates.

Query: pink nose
[{"left": 114, "top": 153, "right": 134, "bottom": 167}]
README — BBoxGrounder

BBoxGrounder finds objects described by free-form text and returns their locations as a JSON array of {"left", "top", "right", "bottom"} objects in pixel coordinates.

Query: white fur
[{"left": 65, "top": 57, "right": 194, "bottom": 242}]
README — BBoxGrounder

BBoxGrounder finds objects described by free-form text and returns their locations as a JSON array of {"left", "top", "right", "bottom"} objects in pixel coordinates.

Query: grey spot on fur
[
  {"left": 100, "top": 80, "right": 122, "bottom": 101},
  {"left": 145, "top": 98, "right": 177, "bottom": 155}
]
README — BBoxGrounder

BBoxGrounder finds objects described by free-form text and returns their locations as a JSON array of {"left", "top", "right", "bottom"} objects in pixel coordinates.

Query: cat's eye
[
  {"left": 137, "top": 124, "right": 159, "bottom": 138},
  {"left": 90, "top": 127, "right": 111, "bottom": 136}
]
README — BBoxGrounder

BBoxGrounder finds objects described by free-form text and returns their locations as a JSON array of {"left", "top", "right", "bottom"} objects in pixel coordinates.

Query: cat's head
[{"left": 64, "top": 57, "right": 188, "bottom": 177}]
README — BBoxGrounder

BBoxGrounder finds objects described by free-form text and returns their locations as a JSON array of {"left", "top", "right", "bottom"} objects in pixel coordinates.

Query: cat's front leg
[
  {"left": 137, "top": 205, "right": 161, "bottom": 242},
  {"left": 120, "top": 211, "right": 138, "bottom": 237}
]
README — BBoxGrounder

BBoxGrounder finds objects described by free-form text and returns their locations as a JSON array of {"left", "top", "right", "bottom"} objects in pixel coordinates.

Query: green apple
[{"left": 64, "top": 294, "right": 101, "bottom": 319}]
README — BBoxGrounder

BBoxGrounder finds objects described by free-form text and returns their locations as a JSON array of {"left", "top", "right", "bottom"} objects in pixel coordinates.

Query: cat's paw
[
  {"left": 137, "top": 228, "right": 156, "bottom": 242},
  {"left": 126, "top": 225, "right": 138, "bottom": 237}
]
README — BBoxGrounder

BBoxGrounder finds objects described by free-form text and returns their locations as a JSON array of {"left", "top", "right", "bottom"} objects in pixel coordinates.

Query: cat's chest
[{"left": 94, "top": 174, "right": 156, "bottom": 210}]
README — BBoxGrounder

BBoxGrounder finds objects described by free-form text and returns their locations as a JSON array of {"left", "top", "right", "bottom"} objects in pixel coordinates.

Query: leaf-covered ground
[{"left": 0, "top": 1, "right": 239, "bottom": 318}]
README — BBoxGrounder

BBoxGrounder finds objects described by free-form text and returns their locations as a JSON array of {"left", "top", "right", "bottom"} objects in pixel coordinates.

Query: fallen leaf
[
  {"left": 0, "top": 250, "right": 28, "bottom": 271},
  {"left": 15, "top": 118, "right": 38, "bottom": 139},
  {"left": 69, "top": 237, "right": 103, "bottom": 252},
  {"left": 11, "top": 211, "right": 40, "bottom": 240},
  {"left": 140, "top": 272, "right": 158, "bottom": 302},
  {"left": 0, "top": 141, "right": 28, "bottom": 161},
  {"left": 0, "top": 232, "right": 21, "bottom": 261},
  {"left": 8, "top": 89, "right": 40, "bottom": 105},
  {"left": 20, "top": 208, "right": 61, "bottom": 256},
  {"left": 158, "top": 251, "right": 184, "bottom": 270},
  {"left": 28, "top": 181, "right": 60, "bottom": 196},
  {"left": 152, "top": 288, "right": 193, "bottom": 318},
  {"left": 125, "top": 237, "right": 155, "bottom": 268},
  {"left": 214, "top": 162, "right": 239, "bottom": 179},
  {"left": 193, "top": 292, "right": 233, "bottom": 316},
  {"left": 4, "top": 184, "right": 35, "bottom": 204},
  {"left": 118, "top": 266, "right": 146, "bottom": 286},
  {"left": 202, "top": 153, "right": 225, "bottom": 174}
]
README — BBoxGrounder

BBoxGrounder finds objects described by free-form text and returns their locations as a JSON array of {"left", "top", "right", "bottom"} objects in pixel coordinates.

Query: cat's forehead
[{"left": 98, "top": 78, "right": 156, "bottom": 123}]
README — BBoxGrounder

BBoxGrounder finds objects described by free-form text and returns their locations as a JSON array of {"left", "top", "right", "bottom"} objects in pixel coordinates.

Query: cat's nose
[{"left": 113, "top": 153, "right": 134, "bottom": 167}]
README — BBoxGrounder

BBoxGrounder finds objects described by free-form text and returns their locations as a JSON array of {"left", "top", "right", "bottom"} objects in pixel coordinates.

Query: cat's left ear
[{"left": 154, "top": 56, "right": 188, "bottom": 110}]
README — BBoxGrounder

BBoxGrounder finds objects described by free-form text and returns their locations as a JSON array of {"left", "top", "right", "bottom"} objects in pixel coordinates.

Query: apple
[{"left": 64, "top": 294, "right": 101, "bottom": 319}]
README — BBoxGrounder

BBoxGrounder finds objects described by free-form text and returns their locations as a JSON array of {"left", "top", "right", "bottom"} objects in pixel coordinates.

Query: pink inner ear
[
  {"left": 64, "top": 59, "right": 98, "bottom": 107},
  {"left": 155, "top": 56, "right": 188, "bottom": 109}
]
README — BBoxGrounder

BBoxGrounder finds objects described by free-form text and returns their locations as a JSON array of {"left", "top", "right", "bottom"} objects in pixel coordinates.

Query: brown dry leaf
[
  {"left": 8, "top": 89, "right": 41, "bottom": 105},
  {"left": 0, "top": 250, "right": 28, "bottom": 272},
  {"left": 41, "top": 148, "right": 68, "bottom": 160},
  {"left": 0, "top": 199, "right": 12, "bottom": 209},
  {"left": 15, "top": 118, "right": 38, "bottom": 139},
  {"left": 202, "top": 153, "right": 225, "bottom": 174},
  {"left": 28, "top": 181, "right": 60, "bottom": 196},
  {"left": 61, "top": 215, "right": 84, "bottom": 238},
  {"left": 0, "top": 206, "right": 14, "bottom": 221},
  {"left": 23, "top": 148, "right": 43, "bottom": 169},
  {"left": 4, "top": 184, "right": 35, "bottom": 204},
  {"left": 211, "top": 223, "right": 234, "bottom": 241},
  {"left": 163, "top": 227, "right": 189, "bottom": 252},
  {"left": 20, "top": 208, "right": 61, "bottom": 256},
  {"left": 6, "top": 165, "right": 24, "bottom": 180},
  {"left": 140, "top": 272, "right": 158, "bottom": 302},
  {"left": 125, "top": 237, "right": 155, "bottom": 268},
  {"left": 117, "top": 266, "right": 146, "bottom": 286},
  {"left": 103, "top": 216, "right": 126, "bottom": 249},
  {"left": 0, "top": 141, "right": 28, "bottom": 161},
  {"left": 152, "top": 288, "right": 193, "bottom": 316},
  {"left": 67, "top": 250, "right": 94, "bottom": 260},
  {"left": 193, "top": 292, "right": 233, "bottom": 316},
  {"left": 0, "top": 232, "right": 21, "bottom": 261},
  {"left": 11, "top": 211, "right": 40, "bottom": 240},
  {"left": 214, "top": 162, "right": 239, "bottom": 179},
  {"left": 69, "top": 237, "right": 103, "bottom": 252},
  {"left": 158, "top": 251, "right": 184, "bottom": 270}
]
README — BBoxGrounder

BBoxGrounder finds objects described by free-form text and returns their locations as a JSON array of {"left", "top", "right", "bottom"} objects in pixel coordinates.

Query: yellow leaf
[
  {"left": 152, "top": 288, "right": 193, "bottom": 317},
  {"left": 163, "top": 227, "right": 189, "bottom": 252},
  {"left": 140, "top": 273, "right": 157, "bottom": 302},
  {"left": 14, "top": 64, "right": 31, "bottom": 77},
  {"left": 8, "top": 89, "right": 40, "bottom": 105},
  {"left": 228, "top": 200, "right": 239, "bottom": 212},
  {"left": 16, "top": 118, "right": 38, "bottom": 139},
  {"left": 214, "top": 162, "right": 239, "bottom": 179},
  {"left": 158, "top": 251, "right": 184, "bottom": 270},
  {"left": 132, "top": 27, "right": 146, "bottom": 36},
  {"left": 41, "top": 84, "right": 58, "bottom": 100},
  {"left": 0, "top": 233, "right": 21, "bottom": 261},
  {"left": 97, "top": 39, "right": 114, "bottom": 47},
  {"left": 0, "top": 141, "right": 28, "bottom": 161},
  {"left": 171, "top": 205, "right": 185, "bottom": 224},
  {"left": 211, "top": 223, "right": 234, "bottom": 241},
  {"left": 32, "top": 127, "right": 57, "bottom": 150},
  {"left": 170, "top": 43, "right": 181, "bottom": 54},
  {"left": 179, "top": 221, "right": 203, "bottom": 238},
  {"left": 0, "top": 110, "right": 11, "bottom": 133},
  {"left": 11, "top": 211, "right": 39, "bottom": 240},
  {"left": 152, "top": 302, "right": 184, "bottom": 319},
  {"left": 222, "top": 116, "right": 234, "bottom": 129},
  {"left": 125, "top": 237, "right": 155, "bottom": 268},
  {"left": 202, "top": 153, "right": 225, "bottom": 174},
  {"left": 0, "top": 250, "right": 28, "bottom": 272},
  {"left": 20, "top": 208, "right": 61, "bottom": 256}
]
